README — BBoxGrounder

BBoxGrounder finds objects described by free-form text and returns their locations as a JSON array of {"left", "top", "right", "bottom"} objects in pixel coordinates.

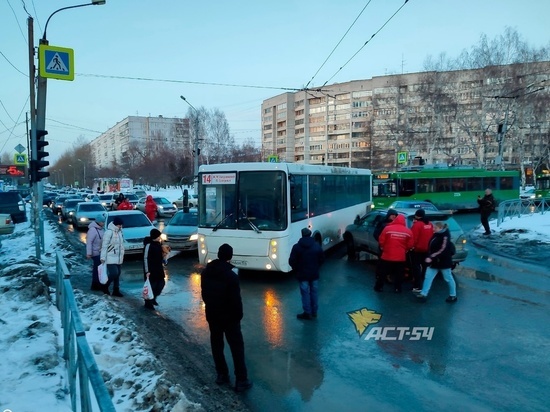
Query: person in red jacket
[
  {"left": 375, "top": 213, "right": 414, "bottom": 293},
  {"left": 145, "top": 195, "right": 158, "bottom": 222},
  {"left": 410, "top": 209, "right": 434, "bottom": 292},
  {"left": 117, "top": 198, "right": 133, "bottom": 210}
]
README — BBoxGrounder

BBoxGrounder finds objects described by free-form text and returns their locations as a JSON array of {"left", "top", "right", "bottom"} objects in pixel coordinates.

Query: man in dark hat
[
  {"left": 143, "top": 228, "right": 165, "bottom": 309},
  {"left": 200, "top": 244, "right": 252, "bottom": 392},
  {"left": 289, "top": 227, "right": 325, "bottom": 320}
]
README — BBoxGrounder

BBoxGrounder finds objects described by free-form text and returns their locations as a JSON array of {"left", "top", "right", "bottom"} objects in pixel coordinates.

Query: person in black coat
[
  {"left": 477, "top": 188, "right": 495, "bottom": 235},
  {"left": 201, "top": 244, "right": 252, "bottom": 392},
  {"left": 416, "top": 222, "right": 457, "bottom": 303},
  {"left": 143, "top": 229, "right": 166, "bottom": 309},
  {"left": 289, "top": 227, "right": 325, "bottom": 320}
]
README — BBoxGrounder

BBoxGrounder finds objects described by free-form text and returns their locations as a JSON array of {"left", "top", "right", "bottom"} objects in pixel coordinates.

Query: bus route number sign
[{"left": 201, "top": 173, "right": 236, "bottom": 185}]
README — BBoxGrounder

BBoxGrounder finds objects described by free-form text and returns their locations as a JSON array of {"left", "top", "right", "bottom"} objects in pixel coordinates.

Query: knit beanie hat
[
  {"left": 414, "top": 209, "right": 426, "bottom": 218},
  {"left": 217, "top": 243, "right": 233, "bottom": 261},
  {"left": 150, "top": 228, "right": 162, "bottom": 239}
]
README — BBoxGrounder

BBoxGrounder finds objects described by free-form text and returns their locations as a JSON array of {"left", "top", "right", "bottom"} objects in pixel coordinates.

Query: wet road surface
[{"left": 64, "top": 212, "right": 549, "bottom": 411}]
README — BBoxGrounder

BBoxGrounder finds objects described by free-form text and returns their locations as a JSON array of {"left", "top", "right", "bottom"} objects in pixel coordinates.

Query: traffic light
[{"left": 30, "top": 129, "right": 50, "bottom": 183}]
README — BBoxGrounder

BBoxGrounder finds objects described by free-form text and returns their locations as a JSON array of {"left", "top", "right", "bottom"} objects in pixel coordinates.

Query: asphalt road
[{"left": 59, "top": 211, "right": 549, "bottom": 411}]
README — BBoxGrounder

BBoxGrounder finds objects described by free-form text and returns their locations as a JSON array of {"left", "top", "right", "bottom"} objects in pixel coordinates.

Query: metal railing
[
  {"left": 497, "top": 197, "right": 550, "bottom": 226},
  {"left": 55, "top": 251, "right": 116, "bottom": 412}
]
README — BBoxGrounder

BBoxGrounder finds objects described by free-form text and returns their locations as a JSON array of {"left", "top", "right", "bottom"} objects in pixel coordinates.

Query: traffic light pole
[{"left": 28, "top": 17, "right": 41, "bottom": 259}]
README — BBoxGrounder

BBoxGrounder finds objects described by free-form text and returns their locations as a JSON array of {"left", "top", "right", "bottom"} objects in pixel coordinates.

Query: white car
[{"left": 104, "top": 210, "right": 156, "bottom": 255}]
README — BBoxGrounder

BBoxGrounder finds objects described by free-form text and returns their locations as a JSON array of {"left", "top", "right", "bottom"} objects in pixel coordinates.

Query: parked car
[
  {"left": 343, "top": 208, "right": 468, "bottom": 265},
  {"left": 0, "top": 213, "right": 15, "bottom": 235},
  {"left": 52, "top": 194, "right": 81, "bottom": 215},
  {"left": 162, "top": 209, "right": 198, "bottom": 252},
  {"left": 172, "top": 193, "right": 199, "bottom": 209},
  {"left": 133, "top": 189, "right": 147, "bottom": 199},
  {"left": 387, "top": 200, "right": 438, "bottom": 211},
  {"left": 62, "top": 199, "right": 83, "bottom": 222},
  {"left": 519, "top": 188, "right": 536, "bottom": 200},
  {"left": 72, "top": 202, "right": 107, "bottom": 230},
  {"left": 0, "top": 191, "right": 27, "bottom": 223},
  {"left": 97, "top": 193, "right": 116, "bottom": 210},
  {"left": 104, "top": 210, "right": 156, "bottom": 255},
  {"left": 120, "top": 192, "right": 139, "bottom": 209},
  {"left": 136, "top": 196, "right": 177, "bottom": 218},
  {"left": 43, "top": 191, "right": 57, "bottom": 207}
]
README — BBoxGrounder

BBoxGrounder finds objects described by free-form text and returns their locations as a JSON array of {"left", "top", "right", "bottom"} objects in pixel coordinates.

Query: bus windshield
[{"left": 199, "top": 171, "right": 287, "bottom": 231}]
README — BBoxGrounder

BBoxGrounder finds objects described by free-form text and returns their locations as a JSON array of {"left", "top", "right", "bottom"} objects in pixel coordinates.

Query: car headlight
[
  {"left": 161, "top": 234, "right": 167, "bottom": 241},
  {"left": 189, "top": 233, "right": 198, "bottom": 241}
]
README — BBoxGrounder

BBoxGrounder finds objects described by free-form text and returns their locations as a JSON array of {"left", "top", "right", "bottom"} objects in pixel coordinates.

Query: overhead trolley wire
[
  {"left": 304, "top": 0, "right": 374, "bottom": 90},
  {"left": 321, "top": 0, "right": 411, "bottom": 88},
  {"left": 77, "top": 73, "right": 301, "bottom": 92}
]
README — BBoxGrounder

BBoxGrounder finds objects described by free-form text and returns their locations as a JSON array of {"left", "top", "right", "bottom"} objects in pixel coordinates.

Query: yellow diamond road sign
[{"left": 39, "top": 44, "right": 74, "bottom": 81}]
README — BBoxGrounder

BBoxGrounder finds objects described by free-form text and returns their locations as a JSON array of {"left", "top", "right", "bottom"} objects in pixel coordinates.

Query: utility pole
[
  {"left": 27, "top": 16, "right": 41, "bottom": 258},
  {"left": 180, "top": 96, "right": 200, "bottom": 192}
]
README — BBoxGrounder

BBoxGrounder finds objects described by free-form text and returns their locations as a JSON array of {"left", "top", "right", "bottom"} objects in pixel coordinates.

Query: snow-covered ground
[
  {"left": 0, "top": 188, "right": 548, "bottom": 411},
  {"left": 0, "top": 188, "right": 199, "bottom": 412}
]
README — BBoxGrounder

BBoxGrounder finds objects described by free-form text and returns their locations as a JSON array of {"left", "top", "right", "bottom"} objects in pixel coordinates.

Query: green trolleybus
[
  {"left": 197, "top": 162, "right": 373, "bottom": 272},
  {"left": 373, "top": 165, "right": 520, "bottom": 211}
]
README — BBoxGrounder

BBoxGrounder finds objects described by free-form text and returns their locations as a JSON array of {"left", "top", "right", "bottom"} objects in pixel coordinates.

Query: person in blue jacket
[{"left": 289, "top": 227, "right": 325, "bottom": 320}]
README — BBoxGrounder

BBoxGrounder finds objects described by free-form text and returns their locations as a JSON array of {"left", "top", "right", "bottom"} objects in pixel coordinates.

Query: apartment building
[
  {"left": 90, "top": 115, "right": 190, "bottom": 169},
  {"left": 261, "top": 62, "right": 549, "bottom": 171}
]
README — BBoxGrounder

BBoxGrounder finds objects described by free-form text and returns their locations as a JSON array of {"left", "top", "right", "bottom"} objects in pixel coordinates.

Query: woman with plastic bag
[{"left": 142, "top": 228, "right": 166, "bottom": 309}]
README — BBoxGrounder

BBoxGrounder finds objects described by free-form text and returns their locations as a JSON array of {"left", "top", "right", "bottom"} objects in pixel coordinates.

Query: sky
[
  {"left": 1, "top": 0, "right": 550, "bottom": 164},
  {"left": 0, "top": 187, "right": 549, "bottom": 411}
]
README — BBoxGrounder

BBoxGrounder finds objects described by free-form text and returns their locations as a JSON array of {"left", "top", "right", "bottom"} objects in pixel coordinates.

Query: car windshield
[
  {"left": 64, "top": 200, "right": 81, "bottom": 207},
  {"left": 169, "top": 211, "right": 198, "bottom": 226},
  {"left": 125, "top": 194, "right": 139, "bottom": 201},
  {"left": 78, "top": 204, "right": 105, "bottom": 212},
  {"left": 107, "top": 214, "right": 151, "bottom": 228},
  {"left": 99, "top": 194, "right": 113, "bottom": 200},
  {"left": 154, "top": 197, "right": 171, "bottom": 205},
  {"left": 390, "top": 201, "right": 438, "bottom": 211}
]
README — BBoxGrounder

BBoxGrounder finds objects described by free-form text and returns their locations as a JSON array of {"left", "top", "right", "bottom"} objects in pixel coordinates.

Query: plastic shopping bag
[
  {"left": 142, "top": 278, "right": 154, "bottom": 300},
  {"left": 98, "top": 263, "right": 108, "bottom": 284}
]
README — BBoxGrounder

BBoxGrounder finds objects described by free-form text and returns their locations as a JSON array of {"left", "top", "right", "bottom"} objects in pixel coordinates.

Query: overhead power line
[
  {"left": 304, "top": 0, "right": 374, "bottom": 89},
  {"left": 321, "top": 0, "right": 411, "bottom": 87},
  {"left": 77, "top": 73, "right": 302, "bottom": 92}
]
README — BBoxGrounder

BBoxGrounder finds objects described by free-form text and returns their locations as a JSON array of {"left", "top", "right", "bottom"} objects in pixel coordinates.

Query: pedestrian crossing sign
[
  {"left": 14, "top": 153, "right": 27, "bottom": 165},
  {"left": 39, "top": 44, "right": 74, "bottom": 81},
  {"left": 397, "top": 151, "right": 408, "bottom": 164}
]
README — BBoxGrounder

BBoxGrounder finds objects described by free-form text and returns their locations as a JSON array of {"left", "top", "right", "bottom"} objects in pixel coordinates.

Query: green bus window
[
  {"left": 417, "top": 178, "right": 434, "bottom": 193},
  {"left": 500, "top": 177, "right": 513, "bottom": 190},
  {"left": 484, "top": 177, "right": 497, "bottom": 190},
  {"left": 467, "top": 177, "right": 483, "bottom": 191}
]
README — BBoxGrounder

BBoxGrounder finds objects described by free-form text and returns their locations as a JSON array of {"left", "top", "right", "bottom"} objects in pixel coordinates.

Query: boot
[
  {"left": 112, "top": 289, "right": 124, "bottom": 297},
  {"left": 144, "top": 300, "right": 155, "bottom": 310},
  {"left": 102, "top": 285, "right": 111, "bottom": 295}
]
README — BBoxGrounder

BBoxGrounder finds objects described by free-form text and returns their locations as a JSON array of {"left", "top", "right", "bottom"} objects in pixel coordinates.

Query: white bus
[{"left": 197, "top": 162, "right": 372, "bottom": 272}]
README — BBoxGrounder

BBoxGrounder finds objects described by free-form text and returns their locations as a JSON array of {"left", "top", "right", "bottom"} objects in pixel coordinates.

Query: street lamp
[
  {"left": 77, "top": 158, "right": 86, "bottom": 188},
  {"left": 180, "top": 95, "right": 200, "bottom": 190}
]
